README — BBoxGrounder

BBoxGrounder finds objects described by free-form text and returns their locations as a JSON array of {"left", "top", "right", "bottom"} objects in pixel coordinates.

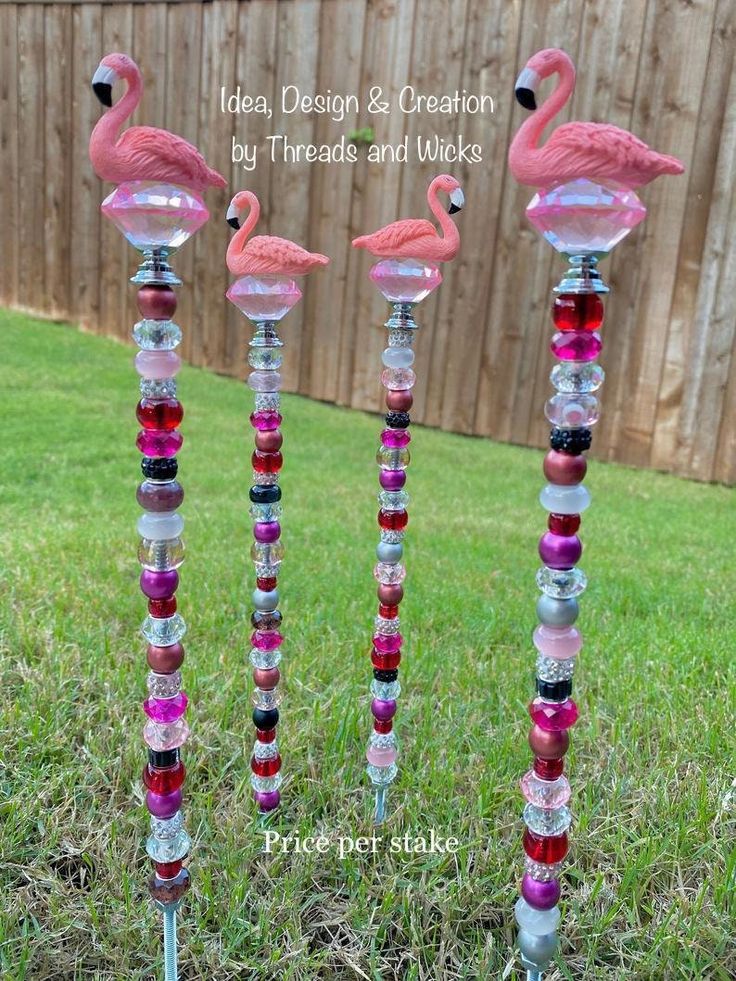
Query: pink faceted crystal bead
[
  {"left": 143, "top": 717, "right": 190, "bottom": 751},
  {"left": 526, "top": 179, "right": 647, "bottom": 254},
  {"left": 135, "top": 349, "right": 182, "bottom": 380},
  {"left": 144, "top": 692, "right": 188, "bottom": 724},
  {"left": 250, "top": 410, "right": 282, "bottom": 431},
  {"left": 373, "top": 632, "right": 402, "bottom": 654},
  {"left": 551, "top": 331, "right": 602, "bottom": 362},
  {"left": 529, "top": 697, "right": 579, "bottom": 732},
  {"left": 520, "top": 769, "right": 572, "bottom": 810},
  {"left": 251, "top": 630, "right": 283, "bottom": 651},
  {"left": 533, "top": 625, "right": 582, "bottom": 659},
  {"left": 366, "top": 745, "right": 398, "bottom": 767},
  {"left": 136, "top": 429, "right": 183, "bottom": 458},
  {"left": 227, "top": 275, "right": 302, "bottom": 322},
  {"left": 370, "top": 258, "right": 442, "bottom": 303},
  {"left": 381, "top": 428, "right": 411, "bottom": 448},
  {"left": 101, "top": 181, "right": 209, "bottom": 251}
]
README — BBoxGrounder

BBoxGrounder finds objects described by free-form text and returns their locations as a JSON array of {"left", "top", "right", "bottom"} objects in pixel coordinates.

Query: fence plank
[{"left": 0, "top": 3, "right": 19, "bottom": 308}]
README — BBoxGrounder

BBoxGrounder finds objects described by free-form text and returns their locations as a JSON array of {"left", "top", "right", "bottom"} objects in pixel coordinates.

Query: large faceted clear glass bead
[
  {"left": 141, "top": 613, "right": 186, "bottom": 646},
  {"left": 251, "top": 773, "right": 283, "bottom": 793},
  {"left": 536, "top": 566, "right": 587, "bottom": 599},
  {"left": 101, "top": 181, "right": 209, "bottom": 252},
  {"left": 146, "top": 827, "right": 191, "bottom": 863},
  {"left": 227, "top": 275, "right": 302, "bottom": 322},
  {"left": 133, "top": 319, "right": 182, "bottom": 351},
  {"left": 370, "top": 679, "right": 401, "bottom": 700},
  {"left": 523, "top": 803, "right": 573, "bottom": 836},
  {"left": 370, "top": 258, "right": 442, "bottom": 303},
  {"left": 250, "top": 647, "right": 282, "bottom": 670},
  {"left": 150, "top": 811, "right": 184, "bottom": 839},
  {"left": 366, "top": 762, "right": 398, "bottom": 786},
  {"left": 550, "top": 361, "right": 605, "bottom": 394}
]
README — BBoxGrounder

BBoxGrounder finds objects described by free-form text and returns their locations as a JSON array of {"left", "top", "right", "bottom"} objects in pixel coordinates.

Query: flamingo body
[
  {"left": 509, "top": 48, "right": 684, "bottom": 189},
  {"left": 226, "top": 191, "right": 329, "bottom": 276},
  {"left": 89, "top": 53, "right": 226, "bottom": 192},
  {"left": 352, "top": 174, "right": 463, "bottom": 262}
]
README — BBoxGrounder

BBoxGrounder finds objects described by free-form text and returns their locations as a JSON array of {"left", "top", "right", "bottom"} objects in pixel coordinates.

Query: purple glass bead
[
  {"left": 381, "top": 428, "right": 411, "bottom": 449},
  {"left": 373, "top": 632, "right": 402, "bottom": 654},
  {"left": 146, "top": 788, "right": 182, "bottom": 818},
  {"left": 255, "top": 790, "right": 281, "bottom": 812},
  {"left": 371, "top": 698, "right": 397, "bottom": 721},
  {"left": 538, "top": 532, "right": 582, "bottom": 570},
  {"left": 251, "top": 630, "right": 283, "bottom": 651},
  {"left": 136, "top": 429, "right": 183, "bottom": 458},
  {"left": 143, "top": 692, "right": 188, "bottom": 724},
  {"left": 254, "top": 521, "right": 281, "bottom": 544},
  {"left": 140, "top": 569, "right": 179, "bottom": 600},
  {"left": 521, "top": 873, "right": 561, "bottom": 910},
  {"left": 136, "top": 480, "right": 184, "bottom": 512},
  {"left": 379, "top": 469, "right": 406, "bottom": 491}
]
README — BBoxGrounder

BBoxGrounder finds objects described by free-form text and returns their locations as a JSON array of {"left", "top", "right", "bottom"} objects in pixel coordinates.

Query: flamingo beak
[
  {"left": 515, "top": 66, "right": 539, "bottom": 110},
  {"left": 226, "top": 202, "right": 240, "bottom": 230},
  {"left": 92, "top": 64, "right": 117, "bottom": 107},
  {"left": 448, "top": 188, "right": 464, "bottom": 215}
]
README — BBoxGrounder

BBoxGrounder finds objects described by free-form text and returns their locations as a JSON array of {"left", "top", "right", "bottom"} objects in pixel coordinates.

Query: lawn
[{"left": 0, "top": 308, "right": 734, "bottom": 980}]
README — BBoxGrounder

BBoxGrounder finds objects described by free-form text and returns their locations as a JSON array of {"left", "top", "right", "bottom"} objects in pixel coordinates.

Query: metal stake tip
[{"left": 373, "top": 786, "right": 387, "bottom": 825}]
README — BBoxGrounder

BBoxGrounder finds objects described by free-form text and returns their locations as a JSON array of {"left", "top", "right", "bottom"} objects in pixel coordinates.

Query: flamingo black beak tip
[
  {"left": 515, "top": 87, "right": 537, "bottom": 111},
  {"left": 226, "top": 216, "right": 240, "bottom": 230},
  {"left": 93, "top": 82, "right": 113, "bottom": 107},
  {"left": 448, "top": 203, "right": 461, "bottom": 215}
]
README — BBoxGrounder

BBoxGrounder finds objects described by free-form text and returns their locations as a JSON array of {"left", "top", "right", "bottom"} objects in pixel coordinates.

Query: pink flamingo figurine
[
  {"left": 351, "top": 173, "right": 464, "bottom": 262},
  {"left": 89, "top": 52, "right": 226, "bottom": 192},
  {"left": 226, "top": 191, "right": 329, "bottom": 276},
  {"left": 509, "top": 48, "right": 684, "bottom": 189}
]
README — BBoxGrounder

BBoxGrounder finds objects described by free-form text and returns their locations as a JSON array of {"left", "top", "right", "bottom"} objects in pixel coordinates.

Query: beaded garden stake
[
  {"left": 225, "top": 190, "right": 329, "bottom": 814},
  {"left": 89, "top": 52, "right": 226, "bottom": 981},
  {"left": 508, "top": 48, "right": 683, "bottom": 980},
  {"left": 352, "top": 174, "right": 463, "bottom": 824}
]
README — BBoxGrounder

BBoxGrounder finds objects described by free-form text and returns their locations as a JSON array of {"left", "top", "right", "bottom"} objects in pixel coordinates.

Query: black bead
[
  {"left": 253, "top": 707, "right": 279, "bottom": 730},
  {"left": 537, "top": 678, "right": 572, "bottom": 701},
  {"left": 141, "top": 456, "right": 178, "bottom": 481},
  {"left": 249, "top": 484, "right": 282, "bottom": 504},
  {"left": 374, "top": 669, "right": 399, "bottom": 683},
  {"left": 549, "top": 428, "right": 592, "bottom": 455},
  {"left": 251, "top": 610, "right": 283, "bottom": 630},
  {"left": 385, "top": 411, "right": 410, "bottom": 429},
  {"left": 149, "top": 748, "right": 180, "bottom": 769}
]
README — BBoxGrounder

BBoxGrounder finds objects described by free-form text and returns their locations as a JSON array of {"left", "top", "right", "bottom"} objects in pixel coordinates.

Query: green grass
[{"left": 0, "top": 307, "right": 734, "bottom": 980}]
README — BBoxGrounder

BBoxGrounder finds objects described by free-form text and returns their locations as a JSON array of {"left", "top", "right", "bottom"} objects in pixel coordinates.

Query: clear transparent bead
[
  {"left": 550, "top": 361, "right": 605, "bottom": 394},
  {"left": 138, "top": 537, "right": 185, "bottom": 571},
  {"left": 147, "top": 670, "right": 183, "bottom": 698},
  {"left": 248, "top": 370, "right": 282, "bottom": 392},
  {"left": 524, "top": 857, "right": 564, "bottom": 882},
  {"left": 545, "top": 393, "right": 600, "bottom": 429},
  {"left": 369, "top": 731, "right": 397, "bottom": 751},
  {"left": 253, "top": 739, "right": 280, "bottom": 760},
  {"left": 536, "top": 654, "right": 576, "bottom": 683},
  {"left": 378, "top": 490, "right": 410, "bottom": 510},
  {"left": 374, "top": 615, "right": 401, "bottom": 635},
  {"left": 252, "top": 470, "right": 279, "bottom": 486},
  {"left": 523, "top": 803, "right": 573, "bottom": 836},
  {"left": 367, "top": 762, "right": 398, "bottom": 785},
  {"left": 520, "top": 771, "right": 572, "bottom": 810},
  {"left": 370, "top": 679, "right": 401, "bottom": 700},
  {"left": 380, "top": 529, "right": 405, "bottom": 545},
  {"left": 146, "top": 827, "right": 191, "bottom": 863},
  {"left": 251, "top": 773, "right": 283, "bottom": 793},
  {"left": 150, "top": 811, "right": 184, "bottom": 839},
  {"left": 373, "top": 562, "right": 406, "bottom": 585},
  {"left": 536, "top": 565, "right": 587, "bottom": 599},
  {"left": 143, "top": 717, "right": 190, "bottom": 752},
  {"left": 250, "top": 647, "right": 282, "bottom": 669},
  {"left": 251, "top": 540, "right": 284, "bottom": 568},
  {"left": 141, "top": 613, "right": 186, "bottom": 646},
  {"left": 381, "top": 346, "right": 415, "bottom": 368},
  {"left": 248, "top": 348, "right": 283, "bottom": 370},
  {"left": 386, "top": 328, "right": 414, "bottom": 348},
  {"left": 249, "top": 502, "right": 283, "bottom": 522},
  {"left": 252, "top": 687, "right": 282, "bottom": 710},
  {"left": 133, "top": 319, "right": 182, "bottom": 350},
  {"left": 254, "top": 392, "right": 280, "bottom": 411},
  {"left": 140, "top": 377, "right": 177, "bottom": 399},
  {"left": 376, "top": 446, "right": 410, "bottom": 470}
]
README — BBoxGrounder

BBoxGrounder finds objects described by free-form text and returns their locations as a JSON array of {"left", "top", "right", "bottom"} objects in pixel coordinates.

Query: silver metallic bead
[
  {"left": 518, "top": 928, "right": 558, "bottom": 971},
  {"left": 253, "top": 588, "right": 279, "bottom": 611},
  {"left": 376, "top": 541, "right": 403, "bottom": 563},
  {"left": 536, "top": 594, "right": 579, "bottom": 626}
]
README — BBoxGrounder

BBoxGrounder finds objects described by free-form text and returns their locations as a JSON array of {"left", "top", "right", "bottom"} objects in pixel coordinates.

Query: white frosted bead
[
  {"left": 514, "top": 897, "right": 561, "bottom": 936},
  {"left": 137, "top": 510, "right": 184, "bottom": 541},
  {"left": 539, "top": 483, "right": 591, "bottom": 514},
  {"left": 381, "top": 346, "right": 415, "bottom": 368}
]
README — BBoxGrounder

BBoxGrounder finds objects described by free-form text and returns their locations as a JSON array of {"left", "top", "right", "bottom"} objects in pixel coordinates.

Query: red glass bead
[
  {"left": 533, "top": 757, "right": 564, "bottom": 780},
  {"left": 251, "top": 754, "right": 282, "bottom": 777},
  {"left": 552, "top": 293, "right": 604, "bottom": 332},
  {"left": 148, "top": 596, "right": 177, "bottom": 618},
  {"left": 136, "top": 398, "right": 184, "bottom": 431},
  {"left": 523, "top": 828, "right": 569, "bottom": 864},
  {"left": 255, "top": 430, "right": 283, "bottom": 453},
  {"left": 138, "top": 285, "right": 177, "bottom": 320},
  {"left": 154, "top": 859, "right": 183, "bottom": 879},
  {"left": 252, "top": 450, "right": 283, "bottom": 474},
  {"left": 256, "top": 727, "right": 277, "bottom": 743},
  {"left": 142, "top": 761, "right": 186, "bottom": 795},
  {"left": 548, "top": 513, "right": 581, "bottom": 536},
  {"left": 378, "top": 509, "right": 408, "bottom": 531},
  {"left": 371, "top": 649, "right": 401, "bottom": 670},
  {"left": 386, "top": 389, "right": 413, "bottom": 411},
  {"left": 378, "top": 604, "right": 399, "bottom": 619},
  {"left": 374, "top": 719, "right": 393, "bottom": 734},
  {"left": 257, "top": 577, "right": 277, "bottom": 591}
]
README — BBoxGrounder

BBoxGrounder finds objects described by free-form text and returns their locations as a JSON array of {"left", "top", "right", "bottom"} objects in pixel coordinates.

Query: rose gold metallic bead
[
  {"left": 253, "top": 667, "right": 280, "bottom": 690},
  {"left": 255, "top": 430, "right": 283, "bottom": 453},
  {"left": 137, "top": 285, "right": 177, "bottom": 320},
  {"left": 386, "top": 389, "right": 413, "bottom": 412},
  {"left": 528, "top": 724, "right": 570, "bottom": 759},
  {"left": 543, "top": 449, "right": 587, "bottom": 485},
  {"left": 147, "top": 642, "right": 185, "bottom": 673},
  {"left": 377, "top": 583, "right": 403, "bottom": 605}
]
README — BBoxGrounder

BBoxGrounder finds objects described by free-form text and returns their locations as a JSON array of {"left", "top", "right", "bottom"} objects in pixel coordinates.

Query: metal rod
[
  {"left": 526, "top": 971, "right": 543, "bottom": 981},
  {"left": 163, "top": 906, "right": 178, "bottom": 981},
  {"left": 374, "top": 786, "right": 387, "bottom": 825}
]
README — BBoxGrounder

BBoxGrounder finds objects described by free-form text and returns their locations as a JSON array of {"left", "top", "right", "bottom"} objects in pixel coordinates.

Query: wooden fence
[{"left": 1, "top": 0, "right": 735, "bottom": 483}]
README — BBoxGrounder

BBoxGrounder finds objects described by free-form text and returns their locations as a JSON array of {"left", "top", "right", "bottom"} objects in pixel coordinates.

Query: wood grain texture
[{"left": 3, "top": 0, "right": 735, "bottom": 483}]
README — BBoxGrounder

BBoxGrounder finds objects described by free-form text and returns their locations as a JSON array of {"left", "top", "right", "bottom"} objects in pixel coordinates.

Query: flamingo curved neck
[
  {"left": 515, "top": 61, "right": 574, "bottom": 159},
  {"left": 229, "top": 195, "right": 260, "bottom": 264},
  {"left": 100, "top": 69, "right": 142, "bottom": 146},
  {"left": 427, "top": 185, "right": 458, "bottom": 252}
]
